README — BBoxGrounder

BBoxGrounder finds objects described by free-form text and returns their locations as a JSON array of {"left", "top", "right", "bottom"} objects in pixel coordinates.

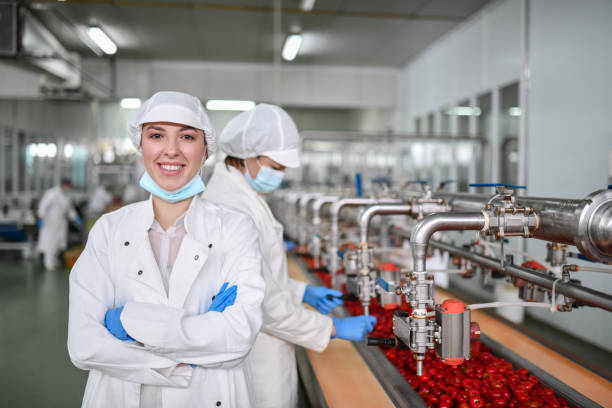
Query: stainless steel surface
[
  {"left": 410, "top": 212, "right": 487, "bottom": 273},
  {"left": 298, "top": 193, "right": 323, "bottom": 246},
  {"left": 358, "top": 204, "right": 413, "bottom": 244},
  {"left": 429, "top": 190, "right": 612, "bottom": 263},
  {"left": 424, "top": 238, "right": 612, "bottom": 312}
]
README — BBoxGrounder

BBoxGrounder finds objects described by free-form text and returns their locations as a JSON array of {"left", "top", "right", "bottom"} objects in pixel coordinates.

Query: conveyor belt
[
  {"left": 288, "top": 256, "right": 416, "bottom": 408},
  {"left": 434, "top": 288, "right": 611, "bottom": 407},
  {"left": 289, "top": 253, "right": 612, "bottom": 407}
]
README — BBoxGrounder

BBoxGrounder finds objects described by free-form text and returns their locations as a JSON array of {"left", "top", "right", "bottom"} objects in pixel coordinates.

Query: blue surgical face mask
[
  {"left": 139, "top": 171, "right": 206, "bottom": 203},
  {"left": 245, "top": 160, "right": 284, "bottom": 193}
]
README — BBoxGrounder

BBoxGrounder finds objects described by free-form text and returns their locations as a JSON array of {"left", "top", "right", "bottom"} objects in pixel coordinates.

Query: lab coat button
[
  {"left": 138, "top": 270, "right": 143, "bottom": 276},
  {"left": 124, "top": 241, "right": 129, "bottom": 246},
  {"left": 208, "top": 243, "right": 213, "bottom": 248},
  {"left": 194, "top": 255, "right": 199, "bottom": 260},
  {"left": 216, "top": 402, "right": 221, "bottom": 406}
]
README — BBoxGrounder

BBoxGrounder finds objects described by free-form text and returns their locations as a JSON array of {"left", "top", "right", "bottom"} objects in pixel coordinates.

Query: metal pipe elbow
[{"left": 410, "top": 212, "right": 488, "bottom": 273}]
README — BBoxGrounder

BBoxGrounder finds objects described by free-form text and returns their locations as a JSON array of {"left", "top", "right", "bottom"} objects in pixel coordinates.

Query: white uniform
[
  {"left": 87, "top": 186, "right": 112, "bottom": 217},
  {"left": 37, "top": 186, "right": 77, "bottom": 270},
  {"left": 204, "top": 163, "right": 333, "bottom": 408},
  {"left": 68, "top": 196, "right": 265, "bottom": 408}
]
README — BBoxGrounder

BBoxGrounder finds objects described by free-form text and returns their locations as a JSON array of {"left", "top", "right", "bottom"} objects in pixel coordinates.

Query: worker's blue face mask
[
  {"left": 139, "top": 171, "right": 206, "bottom": 203},
  {"left": 245, "top": 160, "right": 284, "bottom": 193}
]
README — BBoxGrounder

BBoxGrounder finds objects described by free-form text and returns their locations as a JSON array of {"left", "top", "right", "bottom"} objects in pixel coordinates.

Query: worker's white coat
[
  {"left": 204, "top": 163, "right": 332, "bottom": 408},
  {"left": 87, "top": 186, "right": 112, "bottom": 216},
  {"left": 68, "top": 196, "right": 265, "bottom": 408},
  {"left": 37, "top": 186, "right": 77, "bottom": 254}
]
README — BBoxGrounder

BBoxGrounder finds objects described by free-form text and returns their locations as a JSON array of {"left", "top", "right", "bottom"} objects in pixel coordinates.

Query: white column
[
  {"left": 12, "top": 128, "right": 18, "bottom": 196},
  {"left": 449, "top": 105, "right": 459, "bottom": 192},
  {"left": 518, "top": 0, "right": 530, "bottom": 195},
  {"left": 491, "top": 88, "right": 500, "bottom": 183},
  {"left": 468, "top": 96, "right": 478, "bottom": 192}
]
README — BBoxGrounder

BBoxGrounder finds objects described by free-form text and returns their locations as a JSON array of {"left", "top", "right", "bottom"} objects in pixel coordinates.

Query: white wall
[
  {"left": 395, "top": 0, "right": 612, "bottom": 352},
  {"left": 82, "top": 59, "right": 398, "bottom": 110},
  {"left": 525, "top": 0, "right": 612, "bottom": 352},
  {"left": 395, "top": 0, "right": 521, "bottom": 131}
]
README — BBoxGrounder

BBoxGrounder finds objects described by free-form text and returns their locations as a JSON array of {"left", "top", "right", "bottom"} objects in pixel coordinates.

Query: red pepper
[
  {"left": 491, "top": 397, "right": 508, "bottom": 408},
  {"left": 469, "top": 396, "right": 485, "bottom": 408}
]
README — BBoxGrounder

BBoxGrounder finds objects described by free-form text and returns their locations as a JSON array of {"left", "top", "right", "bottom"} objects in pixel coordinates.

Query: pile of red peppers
[{"left": 302, "top": 256, "right": 574, "bottom": 408}]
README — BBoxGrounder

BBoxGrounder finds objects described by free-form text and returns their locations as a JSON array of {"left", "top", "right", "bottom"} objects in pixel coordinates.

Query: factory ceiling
[{"left": 28, "top": 0, "right": 490, "bottom": 67}]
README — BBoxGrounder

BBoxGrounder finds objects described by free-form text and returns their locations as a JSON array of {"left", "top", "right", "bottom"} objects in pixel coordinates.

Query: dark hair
[
  {"left": 60, "top": 177, "right": 72, "bottom": 187},
  {"left": 225, "top": 155, "right": 245, "bottom": 170}
]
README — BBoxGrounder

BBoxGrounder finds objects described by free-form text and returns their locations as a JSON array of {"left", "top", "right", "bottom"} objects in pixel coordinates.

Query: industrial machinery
[{"left": 271, "top": 183, "right": 612, "bottom": 380}]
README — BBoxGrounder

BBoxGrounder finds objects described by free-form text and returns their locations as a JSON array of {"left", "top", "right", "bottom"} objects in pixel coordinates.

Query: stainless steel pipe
[
  {"left": 429, "top": 239, "right": 612, "bottom": 312},
  {"left": 410, "top": 213, "right": 487, "bottom": 274},
  {"left": 358, "top": 204, "right": 413, "bottom": 244},
  {"left": 430, "top": 189, "right": 612, "bottom": 264}
]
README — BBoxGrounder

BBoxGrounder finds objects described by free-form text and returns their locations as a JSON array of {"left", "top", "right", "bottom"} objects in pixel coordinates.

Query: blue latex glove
[
  {"left": 104, "top": 306, "right": 134, "bottom": 341},
  {"left": 37, "top": 219, "right": 43, "bottom": 229},
  {"left": 303, "top": 285, "right": 343, "bottom": 314},
  {"left": 284, "top": 240, "right": 296, "bottom": 251},
  {"left": 208, "top": 282, "right": 238, "bottom": 312},
  {"left": 331, "top": 316, "right": 377, "bottom": 342}
]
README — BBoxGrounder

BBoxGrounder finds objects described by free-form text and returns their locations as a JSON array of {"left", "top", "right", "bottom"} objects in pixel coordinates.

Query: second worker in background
[{"left": 204, "top": 103, "right": 376, "bottom": 408}]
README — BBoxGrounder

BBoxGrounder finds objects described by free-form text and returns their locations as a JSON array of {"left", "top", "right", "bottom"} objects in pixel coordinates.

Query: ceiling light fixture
[
  {"left": 205, "top": 100, "right": 255, "bottom": 111},
  {"left": 120, "top": 98, "right": 142, "bottom": 109},
  {"left": 87, "top": 26, "right": 117, "bottom": 55},
  {"left": 282, "top": 34, "right": 302, "bottom": 61},
  {"left": 300, "top": 0, "right": 316, "bottom": 11}
]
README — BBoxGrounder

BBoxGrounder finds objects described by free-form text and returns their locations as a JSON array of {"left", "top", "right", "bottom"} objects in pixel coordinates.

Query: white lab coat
[
  {"left": 68, "top": 196, "right": 265, "bottom": 408},
  {"left": 37, "top": 186, "right": 77, "bottom": 260},
  {"left": 204, "top": 163, "right": 333, "bottom": 408}
]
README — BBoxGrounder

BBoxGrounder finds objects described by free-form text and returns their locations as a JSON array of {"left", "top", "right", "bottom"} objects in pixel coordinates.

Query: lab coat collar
[{"left": 123, "top": 195, "right": 213, "bottom": 307}]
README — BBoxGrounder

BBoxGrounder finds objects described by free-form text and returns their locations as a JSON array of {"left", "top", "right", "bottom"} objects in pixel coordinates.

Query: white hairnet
[
  {"left": 218, "top": 103, "right": 300, "bottom": 168},
  {"left": 127, "top": 91, "right": 216, "bottom": 155}
]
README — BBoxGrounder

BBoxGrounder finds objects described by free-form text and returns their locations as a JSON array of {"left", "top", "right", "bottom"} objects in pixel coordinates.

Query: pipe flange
[{"left": 575, "top": 189, "right": 612, "bottom": 264}]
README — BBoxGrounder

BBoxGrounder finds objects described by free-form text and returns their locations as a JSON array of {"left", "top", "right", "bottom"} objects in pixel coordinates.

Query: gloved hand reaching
[
  {"left": 331, "top": 315, "right": 377, "bottom": 342},
  {"left": 303, "top": 285, "right": 344, "bottom": 314},
  {"left": 207, "top": 282, "right": 238, "bottom": 312},
  {"left": 104, "top": 306, "right": 134, "bottom": 341}
]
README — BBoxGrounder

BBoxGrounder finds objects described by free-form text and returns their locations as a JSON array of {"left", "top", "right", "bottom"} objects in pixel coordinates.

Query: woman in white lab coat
[
  {"left": 204, "top": 104, "right": 376, "bottom": 408},
  {"left": 67, "top": 91, "right": 265, "bottom": 408}
]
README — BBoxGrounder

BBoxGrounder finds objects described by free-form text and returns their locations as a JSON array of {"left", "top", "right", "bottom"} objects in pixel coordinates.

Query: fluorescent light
[
  {"left": 64, "top": 144, "right": 73, "bottom": 158},
  {"left": 87, "top": 26, "right": 117, "bottom": 55},
  {"left": 282, "top": 34, "right": 302, "bottom": 61},
  {"left": 47, "top": 143, "right": 57, "bottom": 158},
  {"left": 300, "top": 0, "right": 316, "bottom": 11},
  {"left": 120, "top": 98, "right": 141, "bottom": 109},
  {"left": 205, "top": 100, "right": 255, "bottom": 111},
  {"left": 509, "top": 107, "right": 522, "bottom": 116}
]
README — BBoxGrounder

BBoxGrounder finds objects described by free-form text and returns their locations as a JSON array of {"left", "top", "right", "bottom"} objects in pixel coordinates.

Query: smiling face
[{"left": 141, "top": 122, "right": 207, "bottom": 192}]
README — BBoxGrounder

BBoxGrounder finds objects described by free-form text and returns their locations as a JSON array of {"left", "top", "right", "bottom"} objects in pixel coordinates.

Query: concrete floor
[{"left": 0, "top": 254, "right": 87, "bottom": 407}]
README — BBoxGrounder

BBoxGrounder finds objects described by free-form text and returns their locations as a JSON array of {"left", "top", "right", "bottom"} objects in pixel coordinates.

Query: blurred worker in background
[
  {"left": 37, "top": 177, "right": 81, "bottom": 271},
  {"left": 67, "top": 91, "right": 265, "bottom": 407},
  {"left": 204, "top": 103, "right": 377, "bottom": 408},
  {"left": 86, "top": 184, "right": 112, "bottom": 219}
]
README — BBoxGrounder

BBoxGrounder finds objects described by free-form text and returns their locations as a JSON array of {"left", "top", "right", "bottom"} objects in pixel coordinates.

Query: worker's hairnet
[
  {"left": 218, "top": 103, "right": 300, "bottom": 168},
  {"left": 127, "top": 91, "right": 216, "bottom": 155}
]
